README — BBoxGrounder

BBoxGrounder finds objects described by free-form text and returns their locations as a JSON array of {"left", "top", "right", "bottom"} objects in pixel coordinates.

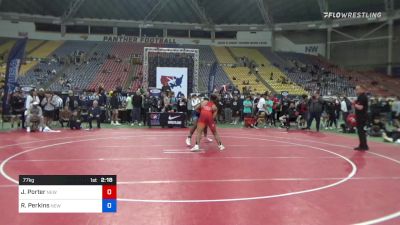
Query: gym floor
[{"left": 0, "top": 128, "right": 399, "bottom": 225}]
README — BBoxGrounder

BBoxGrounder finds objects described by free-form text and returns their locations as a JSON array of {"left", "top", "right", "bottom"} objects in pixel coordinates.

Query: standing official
[{"left": 354, "top": 86, "right": 369, "bottom": 151}]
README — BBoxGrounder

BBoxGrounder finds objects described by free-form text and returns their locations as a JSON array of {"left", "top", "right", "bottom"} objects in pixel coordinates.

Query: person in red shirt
[{"left": 191, "top": 94, "right": 225, "bottom": 151}]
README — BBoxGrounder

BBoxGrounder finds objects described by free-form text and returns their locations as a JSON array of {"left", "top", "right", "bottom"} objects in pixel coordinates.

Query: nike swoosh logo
[{"left": 168, "top": 116, "right": 181, "bottom": 120}]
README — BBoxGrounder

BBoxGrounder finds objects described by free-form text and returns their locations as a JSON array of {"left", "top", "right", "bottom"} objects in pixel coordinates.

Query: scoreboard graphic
[{"left": 18, "top": 175, "right": 117, "bottom": 213}]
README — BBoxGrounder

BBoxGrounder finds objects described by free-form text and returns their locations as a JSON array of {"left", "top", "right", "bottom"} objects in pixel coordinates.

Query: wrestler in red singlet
[
  {"left": 191, "top": 94, "right": 225, "bottom": 151},
  {"left": 197, "top": 101, "right": 217, "bottom": 133}
]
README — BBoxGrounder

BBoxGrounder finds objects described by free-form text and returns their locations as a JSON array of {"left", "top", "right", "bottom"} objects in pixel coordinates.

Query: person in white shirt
[
  {"left": 255, "top": 94, "right": 266, "bottom": 128},
  {"left": 186, "top": 95, "right": 212, "bottom": 146},
  {"left": 340, "top": 96, "right": 351, "bottom": 127},
  {"left": 125, "top": 94, "right": 133, "bottom": 124},
  {"left": 25, "top": 90, "right": 40, "bottom": 114},
  {"left": 257, "top": 95, "right": 266, "bottom": 113},
  {"left": 26, "top": 101, "right": 44, "bottom": 132},
  {"left": 191, "top": 95, "right": 201, "bottom": 120}
]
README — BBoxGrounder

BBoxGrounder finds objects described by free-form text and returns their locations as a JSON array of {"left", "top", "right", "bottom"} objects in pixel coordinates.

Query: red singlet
[{"left": 197, "top": 101, "right": 217, "bottom": 133}]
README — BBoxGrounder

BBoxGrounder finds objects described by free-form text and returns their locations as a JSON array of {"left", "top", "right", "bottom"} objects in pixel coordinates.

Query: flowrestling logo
[{"left": 323, "top": 12, "right": 382, "bottom": 19}]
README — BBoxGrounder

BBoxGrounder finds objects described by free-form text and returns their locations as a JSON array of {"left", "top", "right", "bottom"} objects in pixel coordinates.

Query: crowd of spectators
[{"left": 2, "top": 81, "right": 400, "bottom": 145}]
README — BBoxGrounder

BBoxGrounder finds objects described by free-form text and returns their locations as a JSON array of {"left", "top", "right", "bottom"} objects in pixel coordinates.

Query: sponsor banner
[
  {"left": 103, "top": 35, "right": 176, "bottom": 44},
  {"left": 2, "top": 38, "right": 27, "bottom": 115},
  {"left": 147, "top": 112, "right": 186, "bottom": 128},
  {"left": 156, "top": 67, "right": 188, "bottom": 97},
  {"left": 149, "top": 112, "right": 161, "bottom": 126},
  {"left": 160, "top": 112, "right": 185, "bottom": 128}
]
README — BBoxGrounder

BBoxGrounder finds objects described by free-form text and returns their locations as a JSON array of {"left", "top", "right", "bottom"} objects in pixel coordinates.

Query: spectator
[
  {"left": 69, "top": 110, "right": 81, "bottom": 130},
  {"left": 223, "top": 94, "right": 233, "bottom": 124},
  {"left": 381, "top": 98, "right": 392, "bottom": 125},
  {"left": 161, "top": 83, "right": 171, "bottom": 94},
  {"left": 392, "top": 96, "right": 400, "bottom": 128},
  {"left": 231, "top": 96, "right": 241, "bottom": 125},
  {"left": 191, "top": 95, "right": 201, "bottom": 121},
  {"left": 59, "top": 105, "right": 71, "bottom": 128},
  {"left": 255, "top": 93, "right": 267, "bottom": 128},
  {"left": 41, "top": 91, "right": 57, "bottom": 128},
  {"left": 304, "top": 92, "right": 324, "bottom": 132},
  {"left": 110, "top": 91, "right": 121, "bottom": 125},
  {"left": 132, "top": 90, "right": 142, "bottom": 126},
  {"left": 10, "top": 89, "right": 25, "bottom": 128},
  {"left": 279, "top": 96, "right": 291, "bottom": 127},
  {"left": 243, "top": 96, "right": 253, "bottom": 117},
  {"left": 187, "top": 95, "right": 193, "bottom": 124},
  {"left": 326, "top": 99, "right": 337, "bottom": 130},
  {"left": 265, "top": 95, "right": 274, "bottom": 127},
  {"left": 65, "top": 90, "right": 78, "bottom": 111},
  {"left": 141, "top": 93, "right": 152, "bottom": 126},
  {"left": 169, "top": 92, "right": 178, "bottom": 112},
  {"left": 382, "top": 125, "right": 400, "bottom": 144},
  {"left": 25, "top": 90, "right": 40, "bottom": 119},
  {"left": 341, "top": 96, "right": 351, "bottom": 129},
  {"left": 177, "top": 94, "right": 187, "bottom": 114},
  {"left": 88, "top": 100, "right": 101, "bottom": 129},
  {"left": 26, "top": 101, "right": 44, "bottom": 132},
  {"left": 126, "top": 93, "right": 133, "bottom": 124}
]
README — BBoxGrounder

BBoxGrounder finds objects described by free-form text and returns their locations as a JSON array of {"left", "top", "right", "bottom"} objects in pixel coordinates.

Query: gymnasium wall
[
  {"left": 278, "top": 30, "right": 326, "bottom": 44},
  {"left": 329, "top": 22, "right": 391, "bottom": 71},
  {"left": 0, "top": 20, "right": 272, "bottom": 47},
  {"left": 274, "top": 32, "right": 326, "bottom": 56}
]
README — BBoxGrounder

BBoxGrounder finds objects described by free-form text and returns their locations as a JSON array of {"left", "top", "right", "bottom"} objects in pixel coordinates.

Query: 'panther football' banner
[
  {"left": 156, "top": 67, "right": 188, "bottom": 97},
  {"left": 2, "top": 38, "right": 27, "bottom": 115}
]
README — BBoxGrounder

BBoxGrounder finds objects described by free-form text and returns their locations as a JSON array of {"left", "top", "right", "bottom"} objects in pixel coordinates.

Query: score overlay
[{"left": 18, "top": 175, "right": 117, "bottom": 213}]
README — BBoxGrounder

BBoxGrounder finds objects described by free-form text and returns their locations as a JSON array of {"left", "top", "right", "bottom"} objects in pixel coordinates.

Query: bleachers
[
  {"left": 89, "top": 42, "right": 134, "bottom": 91},
  {"left": 257, "top": 47, "right": 289, "bottom": 69},
  {"left": 10, "top": 39, "right": 397, "bottom": 97},
  {"left": 258, "top": 66, "right": 308, "bottom": 95},
  {"left": 314, "top": 55, "right": 399, "bottom": 96},
  {"left": 25, "top": 40, "right": 45, "bottom": 53},
  {"left": 131, "top": 64, "right": 143, "bottom": 91},
  {"left": 197, "top": 45, "right": 217, "bottom": 63},
  {"left": 0, "top": 39, "right": 45, "bottom": 74},
  {"left": 0, "top": 40, "right": 16, "bottom": 56},
  {"left": 0, "top": 40, "right": 17, "bottom": 73},
  {"left": 277, "top": 52, "right": 357, "bottom": 96},
  {"left": 230, "top": 47, "right": 307, "bottom": 95},
  {"left": 18, "top": 41, "right": 65, "bottom": 87},
  {"left": 28, "top": 40, "right": 64, "bottom": 58},
  {"left": 230, "top": 47, "right": 267, "bottom": 65},
  {"left": 19, "top": 40, "right": 65, "bottom": 75},
  {"left": 222, "top": 66, "right": 268, "bottom": 94},
  {"left": 211, "top": 46, "right": 236, "bottom": 64}
]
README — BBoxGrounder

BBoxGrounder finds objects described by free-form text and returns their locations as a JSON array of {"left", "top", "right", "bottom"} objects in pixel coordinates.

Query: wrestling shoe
[
  {"left": 190, "top": 145, "right": 200, "bottom": 152},
  {"left": 186, "top": 137, "right": 191, "bottom": 146},
  {"left": 42, "top": 126, "right": 51, "bottom": 132}
]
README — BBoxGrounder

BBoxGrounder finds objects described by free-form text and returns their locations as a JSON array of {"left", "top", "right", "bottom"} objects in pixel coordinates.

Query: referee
[{"left": 354, "top": 85, "right": 369, "bottom": 151}]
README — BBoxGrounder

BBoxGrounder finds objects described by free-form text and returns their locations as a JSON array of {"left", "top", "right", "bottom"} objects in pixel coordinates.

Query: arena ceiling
[{"left": 0, "top": 0, "right": 398, "bottom": 29}]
